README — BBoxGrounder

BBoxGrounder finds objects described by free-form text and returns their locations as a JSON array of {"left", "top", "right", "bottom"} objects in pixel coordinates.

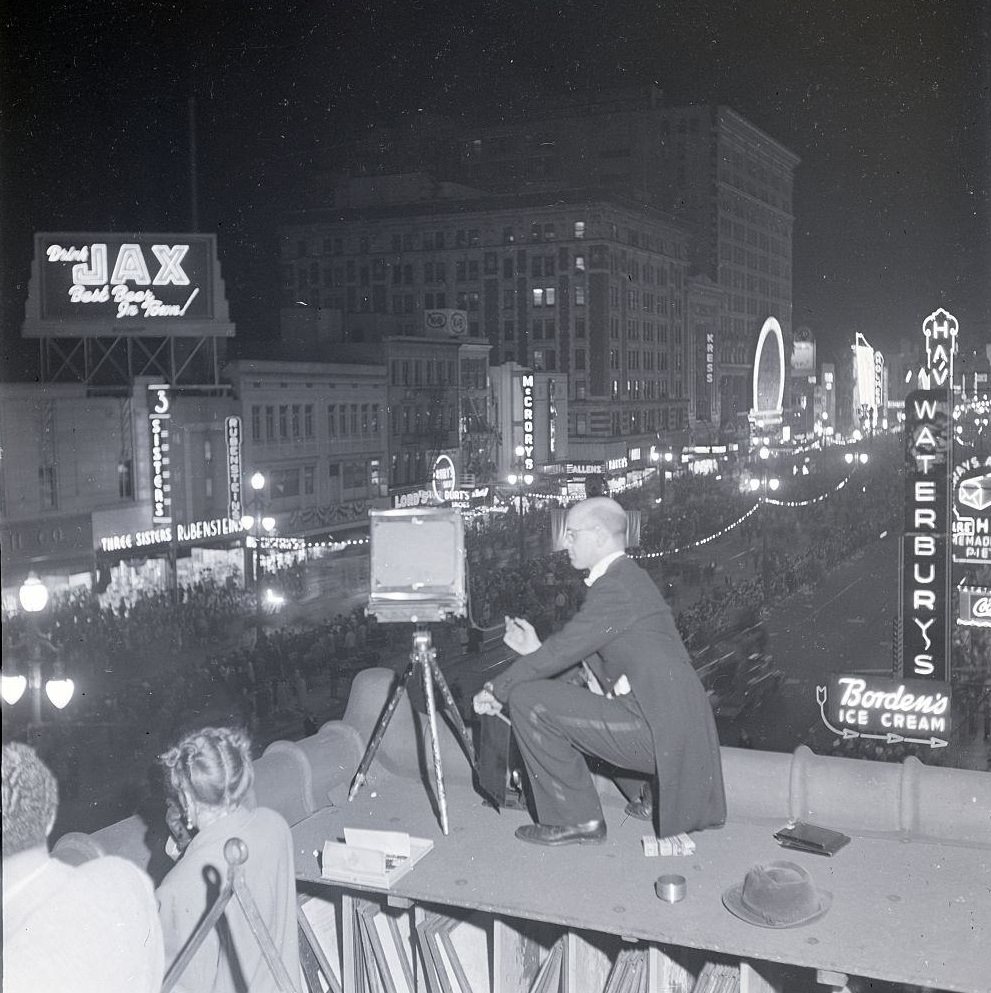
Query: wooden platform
[{"left": 292, "top": 769, "right": 989, "bottom": 993}]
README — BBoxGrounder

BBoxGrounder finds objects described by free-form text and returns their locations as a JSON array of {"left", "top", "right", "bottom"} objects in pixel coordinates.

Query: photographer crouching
[{"left": 473, "top": 496, "right": 726, "bottom": 846}]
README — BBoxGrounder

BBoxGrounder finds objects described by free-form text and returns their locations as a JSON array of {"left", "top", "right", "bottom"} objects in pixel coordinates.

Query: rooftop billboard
[{"left": 23, "top": 232, "right": 235, "bottom": 338}]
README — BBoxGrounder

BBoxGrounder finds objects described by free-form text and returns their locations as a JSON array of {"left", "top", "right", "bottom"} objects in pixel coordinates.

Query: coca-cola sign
[{"left": 959, "top": 587, "right": 991, "bottom": 628}]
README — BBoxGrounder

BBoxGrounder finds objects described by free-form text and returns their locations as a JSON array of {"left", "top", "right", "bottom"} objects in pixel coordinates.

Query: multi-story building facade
[
  {"left": 224, "top": 360, "right": 390, "bottom": 539},
  {"left": 278, "top": 183, "right": 694, "bottom": 472},
  {"left": 312, "top": 86, "right": 799, "bottom": 435},
  {"left": 0, "top": 380, "right": 242, "bottom": 601},
  {"left": 489, "top": 364, "right": 569, "bottom": 479}
]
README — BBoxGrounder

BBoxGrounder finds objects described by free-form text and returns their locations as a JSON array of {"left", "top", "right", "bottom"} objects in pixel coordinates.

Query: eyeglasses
[{"left": 563, "top": 526, "right": 597, "bottom": 543}]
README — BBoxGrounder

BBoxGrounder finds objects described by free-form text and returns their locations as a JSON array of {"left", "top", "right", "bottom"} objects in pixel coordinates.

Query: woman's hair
[
  {"left": 2, "top": 742, "right": 59, "bottom": 855},
  {"left": 160, "top": 726, "right": 254, "bottom": 813}
]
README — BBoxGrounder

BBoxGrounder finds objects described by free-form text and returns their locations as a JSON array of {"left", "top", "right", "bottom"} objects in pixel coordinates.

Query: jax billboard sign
[{"left": 23, "top": 232, "right": 235, "bottom": 338}]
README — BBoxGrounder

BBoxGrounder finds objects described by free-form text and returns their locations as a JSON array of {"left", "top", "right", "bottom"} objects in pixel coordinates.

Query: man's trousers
[{"left": 506, "top": 678, "right": 655, "bottom": 826}]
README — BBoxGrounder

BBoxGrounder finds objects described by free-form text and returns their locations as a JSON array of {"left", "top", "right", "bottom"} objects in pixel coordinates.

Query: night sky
[{"left": 2, "top": 0, "right": 989, "bottom": 378}]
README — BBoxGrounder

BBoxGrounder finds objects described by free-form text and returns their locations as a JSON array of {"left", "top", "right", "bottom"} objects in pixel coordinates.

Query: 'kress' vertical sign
[{"left": 148, "top": 385, "right": 172, "bottom": 525}]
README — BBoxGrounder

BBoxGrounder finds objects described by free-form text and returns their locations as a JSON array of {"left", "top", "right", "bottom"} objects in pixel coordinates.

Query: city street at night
[{"left": 2, "top": 3, "right": 988, "bottom": 992}]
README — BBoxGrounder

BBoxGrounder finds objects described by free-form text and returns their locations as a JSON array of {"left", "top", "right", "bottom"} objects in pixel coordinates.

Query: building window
[
  {"left": 117, "top": 459, "right": 133, "bottom": 499},
  {"left": 575, "top": 285, "right": 586, "bottom": 306},
  {"left": 251, "top": 405, "right": 262, "bottom": 442},
  {"left": 304, "top": 465, "right": 315, "bottom": 496},
  {"left": 328, "top": 404, "right": 337, "bottom": 437},
  {"left": 278, "top": 405, "right": 288, "bottom": 440},
  {"left": 270, "top": 467, "right": 300, "bottom": 499},
  {"left": 574, "top": 221, "right": 585, "bottom": 239},
  {"left": 265, "top": 406, "right": 275, "bottom": 440},
  {"left": 304, "top": 404, "right": 314, "bottom": 438},
  {"left": 291, "top": 404, "right": 301, "bottom": 439}
]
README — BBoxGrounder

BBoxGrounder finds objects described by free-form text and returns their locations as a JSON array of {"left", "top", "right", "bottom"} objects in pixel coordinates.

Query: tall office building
[
  {"left": 279, "top": 181, "right": 693, "bottom": 477},
  {"left": 312, "top": 86, "right": 799, "bottom": 432}
]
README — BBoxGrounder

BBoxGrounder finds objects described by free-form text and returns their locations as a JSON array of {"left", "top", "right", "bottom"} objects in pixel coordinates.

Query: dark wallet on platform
[{"left": 773, "top": 821, "right": 851, "bottom": 856}]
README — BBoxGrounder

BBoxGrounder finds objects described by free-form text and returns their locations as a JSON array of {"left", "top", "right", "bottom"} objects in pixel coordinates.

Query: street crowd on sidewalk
[{"left": 4, "top": 433, "right": 985, "bottom": 830}]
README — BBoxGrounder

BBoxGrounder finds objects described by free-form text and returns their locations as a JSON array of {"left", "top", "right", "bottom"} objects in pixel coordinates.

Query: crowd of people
[{"left": 2, "top": 432, "right": 986, "bottom": 834}]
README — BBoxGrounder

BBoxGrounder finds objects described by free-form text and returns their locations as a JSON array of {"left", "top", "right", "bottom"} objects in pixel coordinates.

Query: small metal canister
[{"left": 655, "top": 874, "right": 687, "bottom": 903}]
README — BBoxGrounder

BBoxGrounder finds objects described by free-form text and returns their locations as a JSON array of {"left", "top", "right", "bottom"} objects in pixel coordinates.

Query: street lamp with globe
[
  {"left": 1, "top": 574, "right": 74, "bottom": 727},
  {"left": 242, "top": 471, "right": 276, "bottom": 590}
]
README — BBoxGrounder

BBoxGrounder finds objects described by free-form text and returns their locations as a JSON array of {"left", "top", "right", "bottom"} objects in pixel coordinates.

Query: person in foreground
[
  {"left": 474, "top": 496, "right": 726, "bottom": 846},
  {"left": 2, "top": 741, "right": 164, "bottom": 993},
  {"left": 156, "top": 725, "right": 300, "bottom": 993}
]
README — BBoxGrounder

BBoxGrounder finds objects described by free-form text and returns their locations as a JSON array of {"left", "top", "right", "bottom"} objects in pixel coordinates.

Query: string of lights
[
  {"left": 764, "top": 472, "right": 854, "bottom": 508},
  {"left": 291, "top": 467, "right": 863, "bottom": 558},
  {"left": 635, "top": 503, "right": 761, "bottom": 561}
]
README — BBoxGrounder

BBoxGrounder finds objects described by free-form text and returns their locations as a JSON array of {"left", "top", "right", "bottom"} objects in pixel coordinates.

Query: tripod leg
[
  {"left": 427, "top": 655, "right": 478, "bottom": 767},
  {"left": 348, "top": 658, "right": 417, "bottom": 802},
  {"left": 420, "top": 650, "right": 449, "bottom": 836}
]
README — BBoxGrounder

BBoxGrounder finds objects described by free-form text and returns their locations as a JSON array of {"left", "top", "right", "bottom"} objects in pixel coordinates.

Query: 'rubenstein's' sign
[{"left": 23, "top": 232, "right": 235, "bottom": 338}]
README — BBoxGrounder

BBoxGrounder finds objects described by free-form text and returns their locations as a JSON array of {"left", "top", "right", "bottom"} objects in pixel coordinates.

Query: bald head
[
  {"left": 563, "top": 497, "right": 628, "bottom": 570},
  {"left": 570, "top": 497, "right": 628, "bottom": 540}
]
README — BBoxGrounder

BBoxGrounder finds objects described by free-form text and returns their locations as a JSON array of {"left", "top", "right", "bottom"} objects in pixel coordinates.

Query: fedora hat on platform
[{"left": 722, "top": 860, "right": 832, "bottom": 928}]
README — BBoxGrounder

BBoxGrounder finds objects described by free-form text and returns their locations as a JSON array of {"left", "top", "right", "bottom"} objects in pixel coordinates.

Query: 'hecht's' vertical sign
[{"left": 148, "top": 385, "right": 172, "bottom": 525}]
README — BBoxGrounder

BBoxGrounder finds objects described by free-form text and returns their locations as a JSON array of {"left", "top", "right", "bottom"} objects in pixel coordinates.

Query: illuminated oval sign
[
  {"left": 752, "top": 316, "right": 785, "bottom": 418},
  {"left": 431, "top": 454, "right": 457, "bottom": 503}
]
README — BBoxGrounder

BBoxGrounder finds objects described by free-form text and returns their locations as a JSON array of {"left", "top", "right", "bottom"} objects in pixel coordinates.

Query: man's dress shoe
[
  {"left": 515, "top": 819, "right": 607, "bottom": 846},
  {"left": 624, "top": 794, "right": 653, "bottom": 821}
]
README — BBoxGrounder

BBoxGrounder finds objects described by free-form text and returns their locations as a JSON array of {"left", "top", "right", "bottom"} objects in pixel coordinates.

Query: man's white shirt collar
[{"left": 585, "top": 550, "right": 626, "bottom": 587}]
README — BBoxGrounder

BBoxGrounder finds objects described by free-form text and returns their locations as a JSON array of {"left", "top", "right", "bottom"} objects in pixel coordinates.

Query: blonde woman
[{"left": 157, "top": 727, "right": 299, "bottom": 993}]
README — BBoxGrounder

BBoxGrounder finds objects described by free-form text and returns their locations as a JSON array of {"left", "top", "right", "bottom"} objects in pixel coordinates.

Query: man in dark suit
[{"left": 474, "top": 496, "right": 726, "bottom": 846}]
